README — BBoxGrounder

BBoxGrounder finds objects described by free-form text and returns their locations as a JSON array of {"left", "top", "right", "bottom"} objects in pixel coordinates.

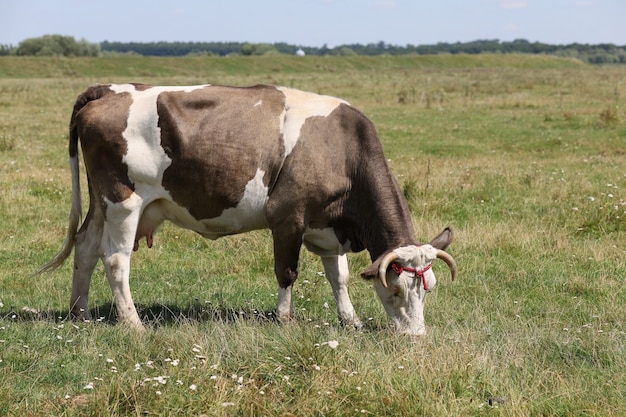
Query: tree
[
  {"left": 0, "top": 44, "right": 14, "bottom": 56},
  {"left": 15, "top": 35, "right": 100, "bottom": 57}
]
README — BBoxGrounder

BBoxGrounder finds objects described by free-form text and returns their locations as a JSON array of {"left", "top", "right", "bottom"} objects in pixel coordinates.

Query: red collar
[{"left": 391, "top": 262, "right": 432, "bottom": 291}]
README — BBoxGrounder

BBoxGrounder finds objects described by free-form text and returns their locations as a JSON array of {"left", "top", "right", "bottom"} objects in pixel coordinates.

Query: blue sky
[{"left": 2, "top": 0, "right": 625, "bottom": 47}]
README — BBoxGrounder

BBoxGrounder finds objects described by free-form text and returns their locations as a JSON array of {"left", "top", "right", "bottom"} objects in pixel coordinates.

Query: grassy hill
[{"left": 0, "top": 54, "right": 584, "bottom": 79}]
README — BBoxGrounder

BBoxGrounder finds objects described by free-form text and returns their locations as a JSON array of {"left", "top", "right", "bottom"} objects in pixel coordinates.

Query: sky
[{"left": 2, "top": 0, "right": 625, "bottom": 48}]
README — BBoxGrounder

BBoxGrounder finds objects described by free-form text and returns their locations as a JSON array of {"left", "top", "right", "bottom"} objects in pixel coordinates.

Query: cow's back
[{"left": 157, "top": 85, "right": 287, "bottom": 221}]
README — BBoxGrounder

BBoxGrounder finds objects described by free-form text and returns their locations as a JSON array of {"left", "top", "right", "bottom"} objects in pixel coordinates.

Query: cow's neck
[{"left": 346, "top": 158, "right": 418, "bottom": 261}]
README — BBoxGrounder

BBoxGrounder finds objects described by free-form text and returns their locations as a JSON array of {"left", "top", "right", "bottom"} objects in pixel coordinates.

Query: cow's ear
[
  {"left": 360, "top": 258, "right": 382, "bottom": 280},
  {"left": 429, "top": 227, "right": 454, "bottom": 250}
]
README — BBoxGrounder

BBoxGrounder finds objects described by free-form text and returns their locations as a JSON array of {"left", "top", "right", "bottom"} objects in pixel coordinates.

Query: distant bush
[
  {"left": 0, "top": 44, "right": 14, "bottom": 56},
  {"left": 240, "top": 43, "right": 282, "bottom": 56},
  {"left": 100, "top": 40, "right": 242, "bottom": 56},
  {"left": 15, "top": 35, "right": 100, "bottom": 57}
]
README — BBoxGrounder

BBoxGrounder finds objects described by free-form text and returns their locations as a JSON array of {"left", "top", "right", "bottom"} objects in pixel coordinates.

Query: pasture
[{"left": 0, "top": 54, "right": 625, "bottom": 416}]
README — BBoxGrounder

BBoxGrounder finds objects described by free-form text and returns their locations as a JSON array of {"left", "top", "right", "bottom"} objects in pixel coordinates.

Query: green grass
[{"left": 0, "top": 55, "right": 625, "bottom": 416}]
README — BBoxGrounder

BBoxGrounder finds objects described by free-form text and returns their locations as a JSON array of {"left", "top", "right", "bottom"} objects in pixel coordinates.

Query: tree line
[
  {"left": 2, "top": 35, "right": 625, "bottom": 64},
  {"left": 1, "top": 34, "right": 100, "bottom": 57}
]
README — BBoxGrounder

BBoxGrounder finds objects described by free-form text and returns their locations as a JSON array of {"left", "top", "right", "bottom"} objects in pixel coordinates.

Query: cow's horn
[
  {"left": 378, "top": 251, "right": 399, "bottom": 288},
  {"left": 437, "top": 249, "right": 457, "bottom": 281}
]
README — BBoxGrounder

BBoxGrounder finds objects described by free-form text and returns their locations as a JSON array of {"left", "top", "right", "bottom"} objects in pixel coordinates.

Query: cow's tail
[{"left": 35, "top": 85, "right": 113, "bottom": 275}]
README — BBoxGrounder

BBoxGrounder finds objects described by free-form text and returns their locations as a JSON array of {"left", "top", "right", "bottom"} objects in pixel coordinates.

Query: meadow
[{"left": 0, "top": 54, "right": 625, "bottom": 416}]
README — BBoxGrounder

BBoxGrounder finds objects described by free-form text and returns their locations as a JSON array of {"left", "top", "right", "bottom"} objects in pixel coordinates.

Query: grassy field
[{"left": 0, "top": 54, "right": 625, "bottom": 416}]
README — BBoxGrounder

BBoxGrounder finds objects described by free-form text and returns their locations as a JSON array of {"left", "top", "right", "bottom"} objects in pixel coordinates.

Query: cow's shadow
[
  {"left": 1, "top": 303, "right": 382, "bottom": 332},
  {"left": 0, "top": 302, "right": 282, "bottom": 328}
]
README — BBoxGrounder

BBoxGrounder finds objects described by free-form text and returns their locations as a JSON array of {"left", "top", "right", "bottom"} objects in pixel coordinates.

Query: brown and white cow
[{"left": 38, "top": 83, "right": 457, "bottom": 335}]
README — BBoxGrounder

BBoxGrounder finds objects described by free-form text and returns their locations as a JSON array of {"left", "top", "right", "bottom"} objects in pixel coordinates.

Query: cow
[{"left": 37, "top": 83, "right": 457, "bottom": 335}]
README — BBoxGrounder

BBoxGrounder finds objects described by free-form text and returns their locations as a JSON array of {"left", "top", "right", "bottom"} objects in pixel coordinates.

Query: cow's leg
[
  {"left": 271, "top": 226, "right": 304, "bottom": 323},
  {"left": 321, "top": 254, "right": 363, "bottom": 328},
  {"left": 70, "top": 205, "right": 104, "bottom": 321},
  {"left": 277, "top": 286, "right": 295, "bottom": 323},
  {"left": 100, "top": 194, "right": 144, "bottom": 329}
]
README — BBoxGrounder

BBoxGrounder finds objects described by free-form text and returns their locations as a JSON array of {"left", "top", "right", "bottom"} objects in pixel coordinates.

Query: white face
[{"left": 373, "top": 245, "right": 438, "bottom": 335}]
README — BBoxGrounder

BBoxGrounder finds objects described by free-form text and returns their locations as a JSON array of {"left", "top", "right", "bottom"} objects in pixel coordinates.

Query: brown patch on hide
[
  {"left": 157, "top": 85, "right": 286, "bottom": 220},
  {"left": 76, "top": 91, "right": 135, "bottom": 205}
]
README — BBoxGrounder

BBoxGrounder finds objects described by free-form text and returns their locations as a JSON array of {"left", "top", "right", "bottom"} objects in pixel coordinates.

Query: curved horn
[
  {"left": 378, "top": 251, "right": 399, "bottom": 288},
  {"left": 436, "top": 249, "right": 457, "bottom": 281}
]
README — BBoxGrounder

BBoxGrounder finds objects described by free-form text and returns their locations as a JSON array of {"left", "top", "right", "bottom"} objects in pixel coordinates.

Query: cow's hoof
[
  {"left": 340, "top": 317, "right": 364, "bottom": 330},
  {"left": 70, "top": 308, "right": 92, "bottom": 322},
  {"left": 277, "top": 313, "right": 295, "bottom": 325}
]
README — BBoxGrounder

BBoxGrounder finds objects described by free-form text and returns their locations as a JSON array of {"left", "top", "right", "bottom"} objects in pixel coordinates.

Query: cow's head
[{"left": 361, "top": 228, "right": 457, "bottom": 335}]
